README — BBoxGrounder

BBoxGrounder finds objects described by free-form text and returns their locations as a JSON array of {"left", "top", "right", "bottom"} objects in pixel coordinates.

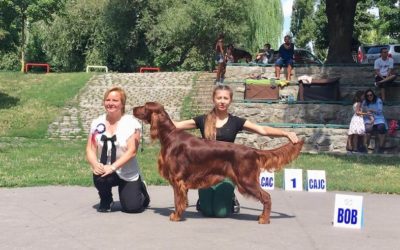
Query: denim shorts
[
  {"left": 275, "top": 58, "right": 294, "bottom": 67},
  {"left": 215, "top": 54, "right": 224, "bottom": 64},
  {"left": 365, "top": 123, "right": 386, "bottom": 134}
]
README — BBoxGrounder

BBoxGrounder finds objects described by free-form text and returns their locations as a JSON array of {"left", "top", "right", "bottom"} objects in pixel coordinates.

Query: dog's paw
[
  {"left": 169, "top": 212, "right": 181, "bottom": 222},
  {"left": 258, "top": 216, "right": 270, "bottom": 224}
]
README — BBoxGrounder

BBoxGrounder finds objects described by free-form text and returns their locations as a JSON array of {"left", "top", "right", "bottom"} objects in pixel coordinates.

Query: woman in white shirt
[{"left": 86, "top": 87, "right": 150, "bottom": 213}]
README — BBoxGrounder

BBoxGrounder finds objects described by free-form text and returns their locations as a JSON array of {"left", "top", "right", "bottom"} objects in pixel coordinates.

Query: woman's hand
[
  {"left": 92, "top": 163, "right": 105, "bottom": 175},
  {"left": 101, "top": 165, "right": 115, "bottom": 177},
  {"left": 285, "top": 131, "right": 299, "bottom": 144}
]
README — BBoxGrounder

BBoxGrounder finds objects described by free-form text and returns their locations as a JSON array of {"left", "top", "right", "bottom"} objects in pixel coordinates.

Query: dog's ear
[
  {"left": 145, "top": 102, "right": 165, "bottom": 113},
  {"left": 150, "top": 112, "right": 159, "bottom": 140}
]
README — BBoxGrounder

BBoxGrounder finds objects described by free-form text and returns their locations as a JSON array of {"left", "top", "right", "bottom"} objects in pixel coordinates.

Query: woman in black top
[{"left": 174, "top": 85, "right": 298, "bottom": 217}]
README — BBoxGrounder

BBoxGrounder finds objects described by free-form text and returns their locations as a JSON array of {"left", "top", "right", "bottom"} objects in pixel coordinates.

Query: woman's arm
[
  {"left": 173, "top": 119, "right": 197, "bottom": 130},
  {"left": 355, "top": 102, "right": 366, "bottom": 116},
  {"left": 86, "top": 135, "right": 105, "bottom": 175},
  {"left": 367, "top": 100, "right": 383, "bottom": 116},
  {"left": 243, "top": 120, "right": 299, "bottom": 143},
  {"left": 101, "top": 129, "right": 141, "bottom": 177}
]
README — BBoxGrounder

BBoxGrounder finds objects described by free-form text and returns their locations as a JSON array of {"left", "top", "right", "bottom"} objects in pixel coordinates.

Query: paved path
[{"left": 1, "top": 186, "right": 399, "bottom": 249}]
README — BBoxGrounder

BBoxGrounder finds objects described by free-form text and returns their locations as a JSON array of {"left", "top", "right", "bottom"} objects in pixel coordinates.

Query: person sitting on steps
[{"left": 275, "top": 35, "right": 294, "bottom": 81}]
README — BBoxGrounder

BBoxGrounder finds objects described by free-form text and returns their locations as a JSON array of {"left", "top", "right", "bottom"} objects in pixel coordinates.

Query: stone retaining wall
[
  {"left": 226, "top": 64, "right": 400, "bottom": 100},
  {"left": 47, "top": 71, "right": 399, "bottom": 154}
]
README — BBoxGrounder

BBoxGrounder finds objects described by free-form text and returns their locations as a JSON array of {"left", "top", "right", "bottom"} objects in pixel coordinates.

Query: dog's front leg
[
  {"left": 170, "top": 181, "right": 187, "bottom": 222},
  {"left": 259, "top": 190, "right": 272, "bottom": 224}
]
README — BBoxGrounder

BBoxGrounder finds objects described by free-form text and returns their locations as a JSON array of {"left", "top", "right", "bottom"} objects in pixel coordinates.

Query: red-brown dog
[{"left": 133, "top": 102, "right": 303, "bottom": 224}]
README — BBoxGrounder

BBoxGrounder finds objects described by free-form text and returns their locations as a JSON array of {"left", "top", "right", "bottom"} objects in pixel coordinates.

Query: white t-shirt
[
  {"left": 374, "top": 57, "right": 394, "bottom": 77},
  {"left": 90, "top": 114, "right": 142, "bottom": 182}
]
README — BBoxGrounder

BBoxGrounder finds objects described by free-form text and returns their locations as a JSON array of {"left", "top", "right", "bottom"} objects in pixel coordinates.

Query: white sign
[
  {"left": 259, "top": 170, "right": 274, "bottom": 190},
  {"left": 307, "top": 170, "right": 326, "bottom": 192},
  {"left": 284, "top": 169, "right": 303, "bottom": 191},
  {"left": 333, "top": 194, "right": 364, "bottom": 229}
]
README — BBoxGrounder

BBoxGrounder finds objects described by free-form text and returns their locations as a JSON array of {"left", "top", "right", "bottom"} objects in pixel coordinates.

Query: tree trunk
[
  {"left": 20, "top": 14, "right": 27, "bottom": 72},
  {"left": 325, "top": 0, "right": 358, "bottom": 63}
]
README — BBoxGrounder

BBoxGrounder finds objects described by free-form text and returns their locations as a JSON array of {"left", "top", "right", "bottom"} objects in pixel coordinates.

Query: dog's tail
[{"left": 257, "top": 140, "right": 304, "bottom": 172}]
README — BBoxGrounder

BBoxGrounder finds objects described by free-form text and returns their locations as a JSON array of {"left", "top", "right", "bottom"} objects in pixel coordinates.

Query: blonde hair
[
  {"left": 204, "top": 85, "right": 233, "bottom": 140},
  {"left": 103, "top": 86, "right": 127, "bottom": 114}
]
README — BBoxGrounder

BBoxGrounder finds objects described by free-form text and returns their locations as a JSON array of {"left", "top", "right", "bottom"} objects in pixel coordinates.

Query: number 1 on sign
[
  {"left": 284, "top": 169, "right": 303, "bottom": 191},
  {"left": 291, "top": 178, "right": 296, "bottom": 188}
]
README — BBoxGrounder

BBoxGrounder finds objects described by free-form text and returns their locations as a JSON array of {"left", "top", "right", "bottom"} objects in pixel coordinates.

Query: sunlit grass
[{"left": 0, "top": 72, "right": 92, "bottom": 137}]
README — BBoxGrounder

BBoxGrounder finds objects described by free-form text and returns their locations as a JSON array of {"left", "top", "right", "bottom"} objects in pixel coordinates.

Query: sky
[{"left": 281, "top": 0, "right": 294, "bottom": 37}]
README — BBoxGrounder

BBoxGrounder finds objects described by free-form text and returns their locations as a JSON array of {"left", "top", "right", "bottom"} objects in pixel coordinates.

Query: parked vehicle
[
  {"left": 271, "top": 49, "right": 323, "bottom": 65},
  {"left": 358, "top": 44, "right": 400, "bottom": 64}
]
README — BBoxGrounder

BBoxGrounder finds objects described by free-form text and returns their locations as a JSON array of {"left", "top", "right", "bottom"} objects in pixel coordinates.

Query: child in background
[
  {"left": 347, "top": 91, "right": 367, "bottom": 153},
  {"left": 225, "top": 45, "right": 234, "bottom": 64}
]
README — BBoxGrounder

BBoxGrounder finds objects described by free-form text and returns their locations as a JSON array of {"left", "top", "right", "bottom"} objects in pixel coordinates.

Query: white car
[{"left": 358, "top": 44, "right": 400, "bottom": 64}]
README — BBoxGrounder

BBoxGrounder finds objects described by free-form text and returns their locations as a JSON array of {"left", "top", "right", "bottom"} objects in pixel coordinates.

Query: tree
[
  {"left": 325, "top": 0, "right": 358, "bottom": 63},
  {"left": 353, "top": 0, "right": 375, "bottom": 44},
  {"left": 245, "top": 0, "right": 283, "bottom": 51},
  {"left": 143, "top": 0, "right": 283, "bottom": 71},
  {"left": 37, "top": 0, "right": 146, "bottom": 72},
  {"left": 376, "top": 0, "right": 400, "bottom": 41},
  {"left": 143, "top": 0, "right": 250, "bottom": 70},
  {"left": 290, "top": 0, "right": 316, "bottom": 49},
  {"left": 3, "top": 0, "right": 65, "bottom": 72}
]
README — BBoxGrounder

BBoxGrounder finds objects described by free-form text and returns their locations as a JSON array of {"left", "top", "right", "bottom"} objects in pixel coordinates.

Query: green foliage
[
  {"left": 143, "top": 0, "right": 283, "bottom": 70},
  {"left": 375, "top": 0, "right": 400, "bottom": 42},
  {"left": 0, "top": 0, "right": 66, "bottom": 71},
  {"left": 245, "top": 0, "right": 283, "bottom": 51},
  {"left": 0, "top": 51, "right": 20, "bottom": 70},
  {"left": 2, "top": 0, "right": 284, "bottom": 71},
  {"left": 35, "top": 0, "right": 147, "bottom": 72},
  {"left": 290, "top": 0, "right": 315, "bottom": 49},
  {"left": 0, "top": 1, "right": 20, "bottom": 62}
]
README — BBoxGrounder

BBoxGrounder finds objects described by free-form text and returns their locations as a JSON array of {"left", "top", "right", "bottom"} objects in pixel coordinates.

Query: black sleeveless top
[{"left": 193, "top": 114, "right": 246, "bottom": 142}]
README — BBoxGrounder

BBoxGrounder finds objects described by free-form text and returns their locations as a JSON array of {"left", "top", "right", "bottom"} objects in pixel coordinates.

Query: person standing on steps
[{"left": 215, "top": 33, "right": 226, "bottom": 84}]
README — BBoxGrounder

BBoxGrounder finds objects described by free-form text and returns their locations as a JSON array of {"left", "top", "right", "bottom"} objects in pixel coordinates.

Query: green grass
[
  {"left": 0, "top": 72, "right": 92, "bottom": 137},
  {"left": 0, "top": 138, "right": 166, "bottom": 187},
  {"left": 1, "top": 137, "right": 398, "bottom": 193},
  {"left": 278, "top": 153, "right": 400, "bottom": 194},
  {"left": 0, "top": 71, "right": 399, "bottom": 193}
]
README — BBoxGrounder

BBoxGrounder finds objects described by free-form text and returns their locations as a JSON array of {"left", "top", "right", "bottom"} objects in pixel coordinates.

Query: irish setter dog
[{"left": 133, "top": 102, "right": 303, "bottom": 224}]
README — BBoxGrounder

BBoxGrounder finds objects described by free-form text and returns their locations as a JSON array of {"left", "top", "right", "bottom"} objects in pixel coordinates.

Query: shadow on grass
[{"left": 0, "top": 92, "right": 19, "bottom": 109}]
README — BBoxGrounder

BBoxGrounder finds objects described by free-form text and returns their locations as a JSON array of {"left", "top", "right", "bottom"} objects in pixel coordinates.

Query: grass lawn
[
  {"left": 0, "top": 72, "right": 92, "bottom": 137},
  {"left": 0, "top": 71, "right": 399, "bottom": 193}
]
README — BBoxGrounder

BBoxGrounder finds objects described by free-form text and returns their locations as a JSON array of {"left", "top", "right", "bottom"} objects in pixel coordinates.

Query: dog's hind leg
[
  {"left": 170, "top": 180, "right": 188, "bottom": 222},
  {"left": 237, "top": 180, "right": 271, "bottom": 224},
  {"left": 257, "top": 189, "right": 272, "bottom": 224}
]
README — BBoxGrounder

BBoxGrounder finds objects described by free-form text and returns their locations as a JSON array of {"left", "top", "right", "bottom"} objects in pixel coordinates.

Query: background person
[
  {"left": 346, "top": 91, "right": 367, "bottom": 154},
  {"left": 215, "top": 33, "right": 226, "bottom": 84},
  {"left": 173, "top": 85, "right": 298, "bottom": 217},
  {"left": 362, "top": 89, "right": 387, "bottom": 154},
  {"left": 275, "top": 35, "right": 294, "bottom": 80},
  {"left": 225, "top": 44, "right": 234, "bottom": 63},
  {"left": 86, "top": 86, "right": 150, "bottom": 213},
  {"left": 374, "top": 47, "right": 396, "bottom": 101},
  {"left": 255, "top": 43, "right": 274, "bottom": 64}
]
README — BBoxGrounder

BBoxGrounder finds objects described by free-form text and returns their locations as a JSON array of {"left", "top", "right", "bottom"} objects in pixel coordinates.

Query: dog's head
[
  {"left": 133, "top": 102, "right": 170, "bottom": 140},
  {"left": 133, "top": 102, "right": 165, "bottom": 123}
]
